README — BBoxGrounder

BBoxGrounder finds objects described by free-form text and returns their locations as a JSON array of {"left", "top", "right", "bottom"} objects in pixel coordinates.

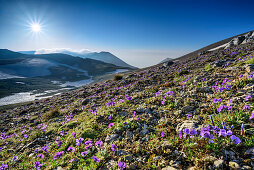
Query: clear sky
[{"left": 0, "top": 0, "right": 254, "bottom": 68}]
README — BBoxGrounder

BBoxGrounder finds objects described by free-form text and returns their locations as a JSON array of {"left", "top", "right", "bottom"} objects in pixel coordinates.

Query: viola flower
[
  {"left": 239, "top": 75, "right": 243, "bottom": 79},
  {"left": 85, "top": 144, "right": 92, "bottom": 150},
  {"left": 133, "top": 111, "right": 136, "bottom": 117},
  {"left": 92, "top": 156, "right": 100, "bottom": 163},
  {"left": 161, "top": 100, "right": 165, "bottom": 105},
  {"left": 67, "top": 147, "right": 75, "bottom": 152},
  {"left": 0, "top": 164, "right": 8, "bottom": 170},
  {"left": 161, "top": 131, "right": 165, "bottom": 138},
  {"left": 56, "top": 141, "right": 62, "bottom": 147},
  {"left": 81, "top": 151, "right": 87, "bottom": 157},
  {"left": 136, "top": 118, "right": 140, "bottom": 121},
  {"left": 111, "top": 144, "right": 117, "bottom": 151},
  {"left": 243, "top": 105, "right": 250, "bottom": 110},
  {"left": 34, "top": 161, "right": 43, "bottom": 170},
  {"left": 118, "top": 161, "right": 126, "bottom": 170},
  {"left": 250, "top": 113, "right": 254, "bottom": 120},
  {"left": 95, "top": 141, "right": 103, "bottom": 147},
  {"left": 189, "top": 129, "right": 197, "bottom": 136},
  {"left": 217, "top": 105, "right": 227, "bottom": 113},
  {"left": 60, "top": 130, "right": 67, "bottom": 136},
  {"left": 245, "top": 95, "right": 252, "bottom": 101},
  {"left": 230, "top": 135, "right": 241, "bottom": 144},
  {"left": 229, "top": 99, "right": 232, "bottom": 104},
  {"left": 187, "top": 114, "right": 192, "bottom": 119},
  {"left": 107, "top": 115, "right": 112, "bottom": 120},
  {"left": 218, "top": 129, "right": 227, "bottom": 137},
  {"left": 85, "top": 140, "right": 92, "bottom": 145},
  {"left": 127, "top": 96, "right": 133, "bottom": 101},
  {"left": 202, "top": 77, "right": 206, "bottom": 81},
  {"left": 108, "top": 123, "right": 114, "bottom": 128},
  {"left": 13, "top": 156, "right": 18, "bottom": 161},
  {"left": 34, "top": 149, "right": 38, "bottom": 153},
  {"left": 42, "top": 145, "right": 49, "bottom": 153},
  {"left": 241, "top": 123, "right": 244, "bottom": 135},
  {"left": 248, "top": 74, "right": 253, "bottom": 79},
  {"left": 210, "top": 115, "right": 214, "bottom": 126},
  {"left": 38, "top": 154, "right": 45, "bottom": 159},
  {"left": 54, "top": 151, "right": 64, "bottom": 159},
  {"left": 179, "top": 131, "right": 182, "bottom": 139},
  {"left": 72, "top": 132, "right": 76, "bottom": 138},
  {"left": 222, "top": 121, "right": 226, "bottom": 129},
  {"left": 227, "top": 130, "right": 233, "bottom": 136},
  {"left": 124, "top": 121, "right": 127, "bottom": 125}
]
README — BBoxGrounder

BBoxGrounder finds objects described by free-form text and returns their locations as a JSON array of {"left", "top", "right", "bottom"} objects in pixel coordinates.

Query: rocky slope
[{"left": 0, "top": 41, "right": 253, "bottom": 169}]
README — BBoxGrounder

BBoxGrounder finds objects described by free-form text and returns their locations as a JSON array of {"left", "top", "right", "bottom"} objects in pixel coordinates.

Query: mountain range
[
  {"left": 19, "top": 50, "right": 136, "bottom": 69},
  {"left": 0, "top": 49, "right": 135, "bottom": 100}
]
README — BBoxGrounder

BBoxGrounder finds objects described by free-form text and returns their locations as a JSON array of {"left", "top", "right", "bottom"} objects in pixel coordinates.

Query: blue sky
[{"left": 0, "top": 0, "right": 254, "bottom": 67}]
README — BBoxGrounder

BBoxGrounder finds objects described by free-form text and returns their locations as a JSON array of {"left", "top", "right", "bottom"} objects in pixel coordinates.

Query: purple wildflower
[
  {"left": 72, "top": 132, "right": 76, "bottom": 138},
  {"left": 250, "top": 113, "right": 254, "bottom": 120},
  {"left": 0, "top": 164, "right": 8, "bottom": 170},
  {"left": 95, "top": 141, "right": 103, "bottom": 147},
  {"left": 179, "top": 131, "right": 182, "bottom": 139},
  {"left": 230, "top": 135, "right": 241, "bottom": 144},
  {"left": 189, "top": 129, "right": 197, "bottom": 136},
  {"left": 187, "top": 114, "right": 192, "bottom": 119},
  {"left": 243, "top": 105, "right": 250, "bottom": 110},
  {"left": 241, "top": 123, "right": 244, "bottom": 135},
  {"left": 34, "top": 161, "right": 43, "bottom": 170},
  {"left": 38, "top": 154, "right": 45, "bottom": 159},
  {"left": 85, "top": 140, "right": 92, "bottom": 145},
  {"left": 118, "top": 161, "right": 126, "bottom": 170},
  {"left": 218, "top": 129, "right": 227, "bottom": 137},
  {"left": 245, "top": 95, "right": 252, "bottom": 101},
  {"left": 111, "top": 144, "right": 117, "bottom": 151},
  {"left": 56, "top": 141, "right": 62, "bottom": 147},
  {"left": 161, "top": 131, "right": 165, "bottom": 138},
  {"left": 81, "top": 151, "right": 87, "bottom": 157},
  {"left": 210, "top": 115, "right": 214, "bottom": 126},
  {"left": 161, "top": 100, "right": 165, "bottom": 105},
  {"left": 92, "top": 156, "right": 100, "bottom": 163},
  {"left": 67, "top": 146, "right": 75, "bottom": 152},
  {"left": 54, "top": 151, "right": 64, "bottom": 159},
  {"left": 107, "top": 115, "right": 112, "bottom": 120},
  {"left": 42, "top": 145, "right": 49, "bottom": 153},
  {"left": 13, "top": 156, "right": 18, "bottom": 161},
  {"left": 108, "top": 123, "right": 114, "bottom": 128}
]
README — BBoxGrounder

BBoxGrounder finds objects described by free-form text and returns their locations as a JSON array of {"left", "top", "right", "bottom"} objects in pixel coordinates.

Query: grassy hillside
[{"left": 0, "top": 42, "right": 253, "bottom": 169}]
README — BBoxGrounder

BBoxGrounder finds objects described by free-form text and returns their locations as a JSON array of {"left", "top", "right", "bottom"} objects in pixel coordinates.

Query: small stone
[
  {"left": 57, "top": 167, "right": 64, "bottom": 170},
  {"left": 105, "top": 134, "right": 118, "bottom": 143},
  {"left": 244, "top": 148, "right": 254, "bottom": 156},
  {"left": 82, "top": 99, "right": 90, "bottom": 105},
  {"left": 245, "top": 64, "right": 254, "bottom": 73},
  {"left": 124, "top": 155, "right": 133, "bottom": 162},
  {"left": 105, "top": 160, "right": 117, "bottom": 169},
  {"left": 241, "top": 165, "right": 251, "bottom": 170},
  {"left": 229, "top": 161, "right": 240, "bottom": 169},
  {"left": 182, "top": 106, "right": 195, "bottom": 113},
  {"left": 162, "top": 166, "right": 178, "bottom": 170},
  {"left": 214, "top": 159, "right": 224, "bottom": 169},
  {"left": 29, "top": 153, "right": 35, "bottom": 158},
  {"left": 153, "top": 156, "right": 161, "bottom": 161},
  {"left": 115, "top": 149, "right": 127, "bottom": 156}
]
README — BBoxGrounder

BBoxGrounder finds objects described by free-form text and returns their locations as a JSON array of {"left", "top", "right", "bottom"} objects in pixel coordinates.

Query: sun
[{"left": 30, "top": 23, "right": 41, "bottom": 33}]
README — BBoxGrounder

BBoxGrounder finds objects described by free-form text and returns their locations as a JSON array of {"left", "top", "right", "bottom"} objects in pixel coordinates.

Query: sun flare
[{"left": 30, "top": 23, "right": 41, "bottom": 33}]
